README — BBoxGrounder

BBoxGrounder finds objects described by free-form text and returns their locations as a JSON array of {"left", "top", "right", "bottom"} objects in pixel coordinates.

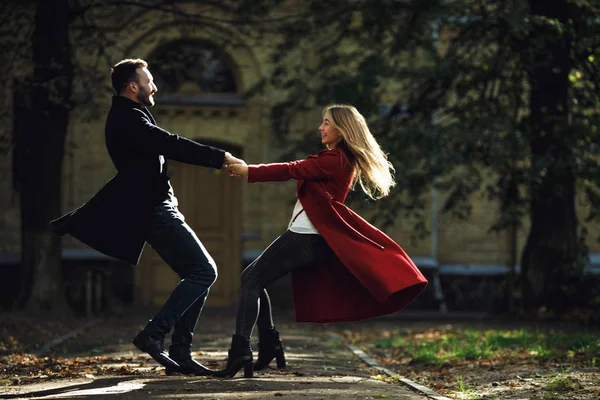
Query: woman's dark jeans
[
  {"left": 236, "top": 230, "right": 334, "bottom": 339},
  {"left": 143, "top": 203, "right": 217, "bottom": 357}
]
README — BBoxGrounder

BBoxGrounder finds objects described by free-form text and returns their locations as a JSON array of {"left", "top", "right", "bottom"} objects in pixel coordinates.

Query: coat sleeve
[
  {"left": 126, "top": 109, "right": 225, "bottom": 169},
  {"left": 247, "top": 151, "right": 346, "bottom": 183}
]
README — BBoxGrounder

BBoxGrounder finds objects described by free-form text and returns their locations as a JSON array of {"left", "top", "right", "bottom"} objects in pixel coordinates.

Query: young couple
[{"left": 51, "top": 58, "right": 428, "bottom": 378}]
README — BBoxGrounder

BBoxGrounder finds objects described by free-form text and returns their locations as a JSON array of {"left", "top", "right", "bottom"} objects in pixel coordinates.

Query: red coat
[{"left": 248, "top": 148, "right": 428, "bottom": 323}]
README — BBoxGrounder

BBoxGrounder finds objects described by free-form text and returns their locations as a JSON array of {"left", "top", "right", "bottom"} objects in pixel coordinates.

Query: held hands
[
  {"left": 223, "top": 152, "right": 248, "bottom": 178},
  {"left": 228, "top": 162, "right": 248, "bottom": 178}
]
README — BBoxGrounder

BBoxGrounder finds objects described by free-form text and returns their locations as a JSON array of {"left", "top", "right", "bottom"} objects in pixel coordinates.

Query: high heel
[
  {"left": 254, "top": 328, "right": 286, "bottom": 371},
  {"left": 215, "top": 334, "right": 253, "bottom": 378},
  {"left": 244, "top": 362, "right": 253, "bottom": 378},
  {"left": 275, "top": 350, "right": 286, "bottom": 368}
]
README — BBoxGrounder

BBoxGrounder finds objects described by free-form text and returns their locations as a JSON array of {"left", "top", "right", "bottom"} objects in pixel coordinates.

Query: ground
[
  {"left": 0, "top": 308, "right": 425, "bottom": 399},
  {"left": 1, "top": 308, "right": 599, "bottom": 399},
  {"left": 331, "top": 315, "right": 600, "bottom": 400}
]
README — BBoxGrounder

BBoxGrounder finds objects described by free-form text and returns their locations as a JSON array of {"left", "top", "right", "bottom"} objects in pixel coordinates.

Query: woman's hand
[{"left": 228, "top": 161, "right": 249, "bottom": 178}]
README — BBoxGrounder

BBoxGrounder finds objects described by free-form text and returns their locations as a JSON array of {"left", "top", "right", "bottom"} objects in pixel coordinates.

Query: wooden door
[{"left": 136, "top": 154, "right": 242, "bottom": 307}]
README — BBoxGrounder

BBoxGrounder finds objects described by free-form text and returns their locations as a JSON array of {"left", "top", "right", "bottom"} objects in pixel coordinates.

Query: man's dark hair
[{"left": 111, "top": 58, "right": 148, "bottom": 94}]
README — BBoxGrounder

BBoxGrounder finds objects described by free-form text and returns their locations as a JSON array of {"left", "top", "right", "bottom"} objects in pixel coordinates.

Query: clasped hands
[{"left": 223, "top": 152, "right": 248, "bottom": 178}]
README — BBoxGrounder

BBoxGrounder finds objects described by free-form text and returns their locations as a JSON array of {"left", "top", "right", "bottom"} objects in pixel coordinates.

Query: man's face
[{"left": 135, "top": 67, "right": 158, "bottom": 107}]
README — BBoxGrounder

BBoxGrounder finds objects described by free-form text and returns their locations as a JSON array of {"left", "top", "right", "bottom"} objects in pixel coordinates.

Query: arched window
[{"left": 149, "top": 40, "right": 241, "bottom": 106}]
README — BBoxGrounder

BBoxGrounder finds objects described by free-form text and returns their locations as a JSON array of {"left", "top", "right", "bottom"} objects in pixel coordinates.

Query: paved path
[{"left": 1, "top": 312, "right": 428, "bottom": 399}]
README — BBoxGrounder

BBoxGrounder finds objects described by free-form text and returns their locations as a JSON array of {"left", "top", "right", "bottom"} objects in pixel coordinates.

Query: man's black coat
[{"left": 51, "top": 96, "right": 226, "bottom": 264}]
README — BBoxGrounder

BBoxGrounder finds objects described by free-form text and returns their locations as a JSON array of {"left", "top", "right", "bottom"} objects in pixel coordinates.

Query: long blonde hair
[{"left": 324, "top": 104, "right": 396, "bottom": 199}]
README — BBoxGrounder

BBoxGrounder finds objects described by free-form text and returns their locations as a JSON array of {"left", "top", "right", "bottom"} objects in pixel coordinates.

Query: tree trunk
[
  {"left": 521, "top": 0, "right": 582, "bottom": 313},
  {"left": 14, "top": 0, "right": 73, "bottom": 313}
]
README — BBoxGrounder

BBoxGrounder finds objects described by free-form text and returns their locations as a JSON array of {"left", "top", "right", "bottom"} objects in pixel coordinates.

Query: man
[{"left": 51, "top": 59, "right": 241, "bottom": 375}]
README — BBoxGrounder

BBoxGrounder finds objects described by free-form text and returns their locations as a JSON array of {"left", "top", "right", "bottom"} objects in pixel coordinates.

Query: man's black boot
[
  {"left": 132, "top": 330, "right": 180, "bottom": 370},
  {"left": 166, "top": 346, "right": 214, "bottom": 376}
]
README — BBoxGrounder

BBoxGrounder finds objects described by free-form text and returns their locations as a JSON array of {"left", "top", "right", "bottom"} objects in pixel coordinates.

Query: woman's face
[{"left": 319, "top": 111, "right": 342, "bottom": 148}]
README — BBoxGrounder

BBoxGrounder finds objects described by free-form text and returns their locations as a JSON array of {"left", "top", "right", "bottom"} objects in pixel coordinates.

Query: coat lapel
[
  {"left": 296, "top": 153, "right": 319, "bottom": 194},
  {"left": 142, "top": 107, "right": 157, "bottom": 125}
]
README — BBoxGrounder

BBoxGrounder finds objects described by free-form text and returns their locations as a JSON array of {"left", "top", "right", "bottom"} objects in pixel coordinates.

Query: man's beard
[{"left": 137, "top": 86, "right": 154, "bottom": 107}]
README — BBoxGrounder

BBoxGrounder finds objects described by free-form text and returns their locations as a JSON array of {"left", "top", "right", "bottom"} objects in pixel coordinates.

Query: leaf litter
[{"left": 333, "top": 321, "right": 600, "bottom": 399}]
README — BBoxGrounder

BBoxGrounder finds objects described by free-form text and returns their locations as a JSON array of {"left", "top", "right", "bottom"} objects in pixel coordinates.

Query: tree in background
[
  {"left": 242, "top": 0, "right": 600, "bottom": 313},
  {"left": 6, "top": 0, "right": 73, "bottom": 313},
  {"left": 2, "top": 0, "right": 598, "bottom": 315},
  {"left": 0, "top": 0, "right": 255, "bottom": 313}
]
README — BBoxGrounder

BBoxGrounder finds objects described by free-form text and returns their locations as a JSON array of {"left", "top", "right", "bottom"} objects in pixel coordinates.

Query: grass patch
[
  {"left": 457, "top": 374, "right": 466, "bottom": 392},
  {"left": 371, "top": 374, "right": 401, "bottom": 384},
  {"left": 369, "top": 327, "right": 599, "bottom": 366},
  {"left": 345, "top": 324, "right": 600, "bottom": 400},
  {"left": 545, "top": 376, "right": 579, "bottom": 392}
]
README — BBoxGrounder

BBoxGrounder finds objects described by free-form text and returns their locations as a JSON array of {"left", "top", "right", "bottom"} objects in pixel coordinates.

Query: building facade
[{"left": 1, "top": 3, "right": 598, "bottom": 311}]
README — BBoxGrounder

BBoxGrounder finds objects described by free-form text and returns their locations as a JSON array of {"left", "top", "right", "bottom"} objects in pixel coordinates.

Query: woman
[{"left": 218, "top": 104, "right": 428, "bottom": 378}]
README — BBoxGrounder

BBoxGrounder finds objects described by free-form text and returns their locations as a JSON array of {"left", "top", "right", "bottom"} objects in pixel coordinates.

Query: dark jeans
[
  {"left": 143, "top": 203, "right": 217, "bottom": 357},
  {"left": 236, "top": 230, "right": 334, "bottom": 339}
]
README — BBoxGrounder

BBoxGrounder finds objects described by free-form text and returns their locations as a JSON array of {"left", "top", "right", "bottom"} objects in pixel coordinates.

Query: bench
[
  {"left": 1, "top": 249, "right": 125, "bottom": 315},
  {"left": 414, "top": 253, "right": 600, "bottom": 313}
]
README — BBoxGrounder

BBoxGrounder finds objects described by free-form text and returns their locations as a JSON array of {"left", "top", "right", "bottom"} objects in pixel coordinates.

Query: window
[{"left": 150, "top": 40, "right": 238, "bottom": 96}]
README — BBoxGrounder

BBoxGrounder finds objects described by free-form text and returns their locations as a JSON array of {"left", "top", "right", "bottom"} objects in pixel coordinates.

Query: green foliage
[
  {"left": 244, "top": 0, "right": 600, "bottom": 309},
  {"left": 256, "top": 0, "right": 597, "bottom": 219}
]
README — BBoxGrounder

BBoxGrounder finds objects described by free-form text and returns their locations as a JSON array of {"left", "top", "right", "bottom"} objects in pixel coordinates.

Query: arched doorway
[{"left": 135, "top": 40, "right": 244, "bottom": 308}]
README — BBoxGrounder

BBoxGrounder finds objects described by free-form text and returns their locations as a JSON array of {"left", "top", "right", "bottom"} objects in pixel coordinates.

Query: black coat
[{"left": 51, "top": 96, "right": 226, "bottom": 264}]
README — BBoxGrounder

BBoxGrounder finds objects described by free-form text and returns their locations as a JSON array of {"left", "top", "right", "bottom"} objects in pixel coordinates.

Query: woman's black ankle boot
[
  {"left": 215, "top": 334, "right": 253, "bottom": 378},
  {"left": 254, "top": 328, "right": 286, "bottom": 371}
]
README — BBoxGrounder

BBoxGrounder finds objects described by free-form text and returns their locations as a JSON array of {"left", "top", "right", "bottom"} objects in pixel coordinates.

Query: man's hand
[
  {"left": 223, "top": 152, "right": 244, "bottom": 168},
  {"left": 223, "top": 152, "right": 248, "bottom": 177}
]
